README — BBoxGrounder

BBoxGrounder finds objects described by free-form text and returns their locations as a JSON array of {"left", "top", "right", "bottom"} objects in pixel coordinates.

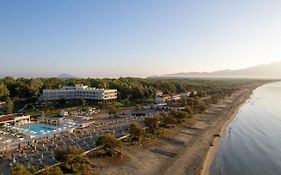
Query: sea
[{"left": 210, "top": 81, "right": 281, "bottom": 175}]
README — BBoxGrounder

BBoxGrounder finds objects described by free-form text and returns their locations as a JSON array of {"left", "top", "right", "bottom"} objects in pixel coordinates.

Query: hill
[{"left": 152, "top": 61, "right": 281, "bottom": 79}]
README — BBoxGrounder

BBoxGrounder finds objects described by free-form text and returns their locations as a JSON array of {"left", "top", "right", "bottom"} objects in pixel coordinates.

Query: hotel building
[{"left": 39, "top": 84, "right": 117, "bottom": 103}]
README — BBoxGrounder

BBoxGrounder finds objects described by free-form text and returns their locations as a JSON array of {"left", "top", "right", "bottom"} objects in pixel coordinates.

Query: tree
[
  {"left": 168, "top": 110, "right": 177, "bottom": 118},
  {"left": 195, "top": 103, "right": 207, "bottom": 113},
  {"left": 54, "top": 146, "right": 83, "bottom": 162},
  {"left": 54, "top": 146, "right": 93, "bottom": 174},
  {"left": 15, "top": 80, "right": 31, "bottom": 98},
  {"left": 175, "top": 110, "right": 189, "bottom": 122},
  {"left": 134, "top": 104, "right": 141, "bottom": 111},
  {"left": 144, "top": 116, "right": 160, "bottom": 133},
  {"left": 176, "top": 111, "right": 189, "bottom": 119},
  {"left": 168, "top": 110, "right": 190, "bottom": 123},
  {"left": 182, "top": 106, "right": 193, "bottom": 115},
  {"left": 129, "top": 122, "right": 144, "bottom": 141},
  {"left": 64, "top": 154, "right": 92, "bottom": 175},
  {"left": 6, "top": 98, "right": 14, "bottom": 114},
  {"left": 39, "top": 167, "right": 63, "bottom": 175},
  {"left": 96, "top": 134, "right": 121, "bottom": 149},
  {"left": 29, "top": 79, "right": 43, "bottom": 97},
  {"left": 29, "top": 166, "right": 38, "bottom": 174},
  {"left": 160, "top": 112, "right": 177, "bottom": 127},
  {"left": 96, "top": 134, "right": 122, "bottom": 156},
  {"left": 0, "top": 82, "right": 9, "bottom": 99},
  {"left": 12, "top": 165, "right": 32, "bottom": 175},
  {"left": 2, "top": 76, "right": 16, "bottom": 97}
]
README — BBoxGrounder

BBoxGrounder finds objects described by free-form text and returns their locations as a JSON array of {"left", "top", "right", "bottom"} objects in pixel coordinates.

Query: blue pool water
[{"left": 19, "top": 124, "right": 56, "bottom": 136}]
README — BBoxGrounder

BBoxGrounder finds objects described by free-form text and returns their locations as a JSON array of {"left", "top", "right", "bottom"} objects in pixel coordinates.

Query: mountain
[
  {"left": 152, "top": 61, "right": 281, "bottom": 79},
  {"left": 57, "top": 73, "right": 76, "bottom": 80}
]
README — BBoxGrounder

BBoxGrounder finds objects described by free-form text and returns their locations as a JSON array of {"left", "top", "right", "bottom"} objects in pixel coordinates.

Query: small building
[
  {"left": 0, "top": 114, "right": 31, "bottom": 126},
  {"left": 180, "top": 92, "right": 192, "bottom": 98},
  {"left": 155, "top": 95, "right": 171, "bottom": 104},
  {"left": 171, "top": 94, "right": 181, "bottom": 101},
  {"left": 155, "top": 90, "right": 163, "bottom": 97},
  {"left": 155, "top": 93, "right": 182, "bottom": 104}
]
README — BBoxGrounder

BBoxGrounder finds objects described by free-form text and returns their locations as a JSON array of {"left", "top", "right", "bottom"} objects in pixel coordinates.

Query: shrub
[
  {"left": 144, "top": 116, "right": 160, "bottom": 134},
  {"left": 129, "top": 122, "right": 144, "bottom": 141},
  {"left": 96, "top": 134, "right": 123, "bottom": 157},
  {"left": 12, "top": 165, "right": 31, "bottom": 175},
  {"left": 54, "top": 146, "right": 84, "bottom": 162},
  {"left": 39, "top": 166, "right": 63, "bottom": 175}
]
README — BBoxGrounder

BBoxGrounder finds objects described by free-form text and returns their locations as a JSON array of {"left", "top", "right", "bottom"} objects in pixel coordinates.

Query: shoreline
[
  {"left": 94, "top": 84, "right": 265, "bottom": 175},
  {"left": 200, "top": 89, "right": 254, "bottom": 175}
]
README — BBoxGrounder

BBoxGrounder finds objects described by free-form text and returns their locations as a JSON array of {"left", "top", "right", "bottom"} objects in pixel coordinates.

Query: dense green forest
[{"left": 0, "top": 76, "right": 264, "bottom": 104}]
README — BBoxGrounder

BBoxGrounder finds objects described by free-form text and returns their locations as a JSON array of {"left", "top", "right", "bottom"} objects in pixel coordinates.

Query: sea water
[{"left": 211, "top": 82, "right": 281, "bottom": 175}]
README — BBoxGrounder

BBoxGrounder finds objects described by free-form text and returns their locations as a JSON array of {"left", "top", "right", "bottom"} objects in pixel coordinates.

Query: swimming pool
[{"left": 19, "top": 124, "right": 57, "bottom": 137}]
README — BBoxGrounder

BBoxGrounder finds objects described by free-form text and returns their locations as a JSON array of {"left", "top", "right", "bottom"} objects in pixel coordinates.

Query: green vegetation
[
  {"left": 6, "top": 97, "right": 14, "bottom": 114},
  {"left": 182, "top": 106, "right": 193, "bottom": 115},
  {"left": 0, "top": 76, "right": 264, "bottom": 111},
  {"left": 129, "top": 122, "right": 144, "bottom": 141},
  {"left": 54, "top": 146, "right": 93, "bottom": 174},
  {"left": 134, "top": 104, "right": 142, "bottom": 111},
  {"left": 169, "top": 110, "right": 190, "bottom": 123},
  {"left": 144, "top": 109, "right": 196, "bottom": 134},
  {"left": 8, "top": 78, "right": 257, "bottom": 175},
  {"left": 144, "top": 116, "right": 161, "bottom": 134},
  {"left": 13, "top": 146, "right": 93, "bottom": 175},
  {"left": 39, "top": 167, "right": 63, "bottom": 175},
  {"left": 29, "top": 166, "right": 38, "bottom": 174},
  {"left": 12, "top": 165, "right": 32, "bottom": 175},
  {"left": 96, "top": 134, "right": 123, "bottom": 157},
  {"left": 159, "top": 112, "right": 177, "bottom": 127},
  {"left": 0, "top": 82, "right": 9, "bottom": 100},
  {"left": 182, "top": 98, "right": 207, "bottom": 114},
  {"left": 62, "top": 154, "right": 92, "bottom": 175},
  {"left": 54, "top": 146, "right": 84, "bottom": 162}
]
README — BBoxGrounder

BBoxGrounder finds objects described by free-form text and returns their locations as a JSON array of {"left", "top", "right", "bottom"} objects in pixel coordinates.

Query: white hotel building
[{"left": 39, "top": 84, "right": 117, "bottom": 103}]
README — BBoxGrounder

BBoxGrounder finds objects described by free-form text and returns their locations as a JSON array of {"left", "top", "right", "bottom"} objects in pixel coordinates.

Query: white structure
[
  {"left": 155, "top": 90, "right": 163, "bottom": 97},
  {"left": 155, "top": 93, "right": 187, "bottom": 104},
  {"left": 0, "top": 113, "right": 31, "bottom": 126},
  {"left": 39, "top": 84, "right": 117, "bottom": 103},
  {"left": 38, "top": 116, "right": 63, "bottom": 125},
  {"left": 155, "top": 95, "right": 170, "bottom": 104},
  {"left": 180, "top": 92, "right": 192, "bottom": 98},
  {"left": 171, "top": 94, "right": 181, "bottom": 101},
  {"left": 60, "top": 110, "right": 69, "bottom": 117}
]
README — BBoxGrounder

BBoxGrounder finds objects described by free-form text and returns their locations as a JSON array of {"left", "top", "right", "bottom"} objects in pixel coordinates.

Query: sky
[{"left": 0, "top": 0, "right": 281, "bottom": 78}]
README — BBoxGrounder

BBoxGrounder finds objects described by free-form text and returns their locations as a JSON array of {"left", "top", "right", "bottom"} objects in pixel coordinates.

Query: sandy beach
[
  {"left": 200, "top": 96, "right": 248, "bottom": 175},
  {"left": 95, "top": 84, "right": 262, "bottom": 175}
]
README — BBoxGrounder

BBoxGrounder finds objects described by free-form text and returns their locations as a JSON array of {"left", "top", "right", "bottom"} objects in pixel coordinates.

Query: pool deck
[
  {"left": 0, "top": 120, "right": 79, "bottom": 152},
  {"left": 1, "top": 114, "right": 142, "bottom": 170}
]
